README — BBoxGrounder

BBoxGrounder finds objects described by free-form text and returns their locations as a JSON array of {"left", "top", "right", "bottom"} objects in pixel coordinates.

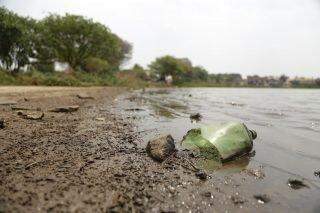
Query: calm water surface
[{"left": 118, "top": 88, "right": 320, "bottom": 186}]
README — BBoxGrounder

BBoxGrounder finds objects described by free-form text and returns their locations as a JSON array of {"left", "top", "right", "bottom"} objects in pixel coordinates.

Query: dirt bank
[{"left": 0, "top": 87, "right": 318, "bottom": 212}]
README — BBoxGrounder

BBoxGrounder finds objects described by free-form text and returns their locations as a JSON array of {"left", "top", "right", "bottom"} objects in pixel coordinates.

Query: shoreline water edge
[{"left": 0, "top": 86, "right": 319, "bottom": 212}]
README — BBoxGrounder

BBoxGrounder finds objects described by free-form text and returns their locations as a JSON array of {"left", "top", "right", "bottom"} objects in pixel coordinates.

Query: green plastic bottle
[{"left": 181, "top": 122, "right": 257, "bottom": 162}]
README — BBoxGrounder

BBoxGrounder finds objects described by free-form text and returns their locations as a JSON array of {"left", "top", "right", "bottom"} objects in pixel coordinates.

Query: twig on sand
[
  {"left": 25, "top": 161, "right": 44, "bottom": 170},
  {"left": 149, "top": 192, "right": 165, "bottom": 203},
  {"left": 185, "top": 158, "right": 199, "bottom": 171},
  {"left": 180, "top": 164, "right": 197, "bottom": 172},
  {"left": 167, "top": 153, "right": 199, "bottom": 172},
  {"left": 135, "top": 128, "right": 157, "bottom": 134}
]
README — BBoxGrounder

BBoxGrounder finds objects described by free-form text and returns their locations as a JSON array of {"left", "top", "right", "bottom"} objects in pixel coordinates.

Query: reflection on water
[
  {"left": 151, "top": 103, "right": 176, "bottom": 118},
  {"left": 196, "top": 155, "right": 250, "bottom": 174},
  {"left": 118, "top": 88, "right": 320, "bottom": 182}
]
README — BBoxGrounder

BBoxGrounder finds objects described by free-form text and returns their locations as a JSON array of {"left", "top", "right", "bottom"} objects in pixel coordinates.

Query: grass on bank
[
  {"left": 1, "top": 69, "right": 319, "bottom": 89},
  {"left": 0, "top": 69, "right": 153, "bottom": 88},
  {"left": 0, "top": 70, "right": 235, "bottom": 88}
]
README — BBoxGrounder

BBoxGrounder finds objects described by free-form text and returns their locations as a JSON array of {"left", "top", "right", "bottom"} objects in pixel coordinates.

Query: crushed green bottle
[{"left": 181, "top": 122, "right": 257, "bottom": 163}]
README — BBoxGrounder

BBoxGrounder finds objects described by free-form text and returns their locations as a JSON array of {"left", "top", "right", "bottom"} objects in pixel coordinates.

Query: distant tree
[
  {"left": 0, "top": 7, "right": 36, "bottom": 73},
  {"left": 131, "top": 63, "right": 149, "bottom": 80},
  {"left": 193, "top": 66, "right": 209, "bottom": 81},
  {"left": 315, "top": 78, "right": 320, "bottom": 87},
  {"left": 223, "top": 73, "right": 242, "bottom": 85},
  {"left": 84, "top": 57, "right": 109, "bottom": 73},
  {"left": 35, "top": 14, "right": 132, "bottom": 71},
  {"left": 209, "top": 74, "right": 221, "bottom": 84},
  {"left": 149, "top": 55, "right": 186, "bottom": 81},
  {"left": 184, "top": 66, "right": 208, "bottom": 81},
  {"left": 132, "top": 64, "right": 144, "bottom": 72},
  {"left": 279, "top": 75, "right": 289, "bottom": 83},
  {"left": 209, "top": 73, "right": 242, "bottom": 86},
  {"left": 290, "top": 79, "right": 300, "bottom": 87},
  {"left": 149, "top": 55, "right": 211, "bottom": 83},
  {"left": 247, "top": 75, "right": 266, "bottom": 87},
  {"left": 279, "top": 74, "right": 289, "bottom": 86}
]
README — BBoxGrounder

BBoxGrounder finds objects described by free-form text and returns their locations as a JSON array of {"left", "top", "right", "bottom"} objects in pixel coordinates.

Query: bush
[
  {"left": 131, "top": 64, "right": 149, "bottom": 80},
  {"left": 33, "top": 63, "right": 55, "bottom": 73},
  {"left": 0, "top": 70, "right": 17, "bottom": 85},
  {"left": 84, "top": 57, "right": 109, "bottom": 74},
  {"left": 116, "top": 71, "right": 150, "bottom": 88}
]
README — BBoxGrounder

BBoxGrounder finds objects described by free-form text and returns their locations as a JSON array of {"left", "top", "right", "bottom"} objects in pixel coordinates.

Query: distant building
[
  {"left": 54, "top": 62, "right": 72, "bottom": 72},
  {"left": 247, "top": 75, "right": 268, "bottom": 87},
  {"left": 165, "top": 75, "right": 173, "bottom": 85},
  {"left": 289, "top": 77, "right": 315, "bottom": 87},
  {"left": 247, "top": 75, "right": 287, "bottom": 87}
]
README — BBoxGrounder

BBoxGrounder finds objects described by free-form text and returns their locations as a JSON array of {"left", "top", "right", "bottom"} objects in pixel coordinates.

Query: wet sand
[{"left": 0, "top": 86, "right": 319, "bottom": 212}]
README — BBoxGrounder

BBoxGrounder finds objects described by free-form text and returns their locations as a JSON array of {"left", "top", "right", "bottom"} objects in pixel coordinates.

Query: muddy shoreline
[{"left": 0, "top": 87, "right": 319, "bottom": 212}]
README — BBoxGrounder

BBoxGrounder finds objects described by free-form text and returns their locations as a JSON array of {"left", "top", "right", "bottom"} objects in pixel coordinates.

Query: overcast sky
[{"left": 1, "top": 0, "right": 320, "bottom": 77}]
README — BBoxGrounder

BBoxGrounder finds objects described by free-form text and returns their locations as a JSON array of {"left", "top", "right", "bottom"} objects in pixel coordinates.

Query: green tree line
[
  {"left": 1, "top": 6, "right": 319, "bottom": 88},
  {"left": 148, "top": 55, "right": 209, "bottom": 83},
  {"left": 0, "top": 7, "right": 132, "bottom": 74}
]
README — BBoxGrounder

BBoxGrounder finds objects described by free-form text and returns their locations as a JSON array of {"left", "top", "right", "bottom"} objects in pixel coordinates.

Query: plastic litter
[{"left": 181, "top": 122, "right": 257, "bottom": 162}]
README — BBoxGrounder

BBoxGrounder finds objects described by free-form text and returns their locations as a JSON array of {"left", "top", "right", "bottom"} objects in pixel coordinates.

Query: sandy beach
[{"left": 0, "top": 87, "right": 319, "bottom": 212}]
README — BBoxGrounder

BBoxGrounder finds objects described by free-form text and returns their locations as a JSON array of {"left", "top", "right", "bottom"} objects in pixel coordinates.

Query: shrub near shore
[
  {"left": 1, "top": 68, "right": 319, "bottom": 88},
  {"left": 0, "top": 69, "right": 152, "bottom": 88},
  {"left": 0, "top": 69, "right": 114, "bottom": 86}
]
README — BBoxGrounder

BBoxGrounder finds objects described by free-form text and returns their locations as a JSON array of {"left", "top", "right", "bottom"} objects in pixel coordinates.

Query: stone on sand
[
  {"left": 0, "top": 118, "right": 4, "bottom": 129},
  {"left": 146, "top": 135, "right": 175, "bottom": 162},
  {"left": 17, "top": 111, "right": 44, "bottom": 120},
  {"left": 49, "top": 105, "right": 79, "bottom": 113}
]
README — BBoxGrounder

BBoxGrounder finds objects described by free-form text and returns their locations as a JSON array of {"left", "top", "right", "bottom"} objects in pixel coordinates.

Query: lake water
[
  {"left": 118, "top": 88, "right": 320, "bottom": 182},
  {"left": 116, "top": 88, "right": 320, "bottom": 211}
]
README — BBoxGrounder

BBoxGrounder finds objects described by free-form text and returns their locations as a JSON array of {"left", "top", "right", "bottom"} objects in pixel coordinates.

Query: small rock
[
  {"left": 231, "top": 194, "right": 245, "bottom": 205},
  {"left": 146, "top": 135, "right": 175, "bottom": 162},
  {"left": 0, "top": 119, "right": 4, "bottom": 129},
  {"left": 190, "top": 113, "right": 202, "bottom": 122},
  {"left": 49, "top": 105, "right": 79, "bottom": 113},
  {"left": 0, "top": 100, "right": 17, "bottom": 105},
  {"left": 229, "top": 102, "right": 245, "bottom": 107},
  {"left": 287, "top": 178, "right": 309, "bottom": 189},
  {"left": 254, "top": 194, "right": 270, "bottom": 204},
  {"left": 18, "top": 111, "right": 44, "bottom": 120},
  {"left": 248, "top": 150, "right": 256, "bottom": 157},
  {"left": 95, "top": 117, "right": 105, "bottom": 122},
  {"left": 12, "top": 106, "right": 42, "bottom": 111},
  {"left": 245, "top": 168, "right": 265, "bottom": 179},
  {"left": 86, "top": 159, "right": 95, "bottom": 164},
  {"left": 195, "top": 170, "right": 207, "bottom": 180},
  {"left": 167, "top": 185, "right": 176, "bottom": 194},
  {"left": 125, "top": 108, "right": 145, "bottom": 112},
  {"left": 134, "top": 198, "right": 143, "bottom": 206},
  {"left": 11, "top": 106, "right": 32, "bottom": 111},
  {"left": 76, "top": 94, "right": 94, "bottom": 99},
  {"left": 202, "top": 191, "right": 213, "bottom": 198}
]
